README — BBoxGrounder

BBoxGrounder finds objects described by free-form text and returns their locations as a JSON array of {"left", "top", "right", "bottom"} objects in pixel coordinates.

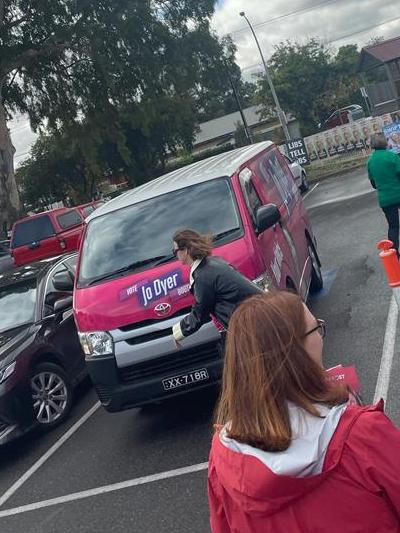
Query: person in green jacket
[{"left": 368, "top": 133, "right": 400, "bottom": 253}]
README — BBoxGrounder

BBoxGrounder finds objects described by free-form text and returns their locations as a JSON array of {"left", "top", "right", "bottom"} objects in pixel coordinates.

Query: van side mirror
[
  {"left": 256, "top": 204, "right": 281, "bottom": 234},
  {"left": 54, "top": 296, "right": 73, "bottom": 314},
  {"left": 53, "top": 271, "right": 74, "bottom": 292}
]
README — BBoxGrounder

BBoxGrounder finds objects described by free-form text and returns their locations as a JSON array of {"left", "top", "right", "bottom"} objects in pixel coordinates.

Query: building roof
[
  {"left": 194, "top": 105, "right": 269, "bottom": 146},
  {"left": 359, "top": 36, "right": 400, "bottom": 71},
  {"left": 89, "top": 141, "right": 273, "bottom": 220}
]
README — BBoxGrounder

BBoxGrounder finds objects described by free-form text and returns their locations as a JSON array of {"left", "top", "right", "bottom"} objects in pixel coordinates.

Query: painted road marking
[
  {"left": 306, "top": 188, "right": 374, "bottom": 210},
  {"left": 302, "top": 182, "right": 319, "bottom": 201},
  {"left": 0, "top": 462, "right": 209, "bottom": 518},
  {"left": 374, "top": 295, "right": 399, "bottom": 404},
  {"left": 0, "top": 402, "right": 101, "bottom": 509}
]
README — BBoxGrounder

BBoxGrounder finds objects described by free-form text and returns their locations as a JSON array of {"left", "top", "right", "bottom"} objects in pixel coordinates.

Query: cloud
[
  {"left": 9, "top": 115, "right": 37, "bottom": 168},
  {"left": 212, "top": 0, "right": 400, "bottom": 78}
]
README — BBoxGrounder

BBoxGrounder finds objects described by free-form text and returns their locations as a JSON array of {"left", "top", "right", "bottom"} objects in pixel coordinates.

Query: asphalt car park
[{"left": 1, "top": 167, "right": 400, "bottom": 533}]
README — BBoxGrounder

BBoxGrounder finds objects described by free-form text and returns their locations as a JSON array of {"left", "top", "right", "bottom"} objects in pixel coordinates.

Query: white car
[{"left": 284, "top": 155, "right": 309, "bottom": 193}]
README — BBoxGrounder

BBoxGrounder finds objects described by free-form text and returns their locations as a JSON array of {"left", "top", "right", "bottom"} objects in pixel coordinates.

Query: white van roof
[{"left": 89, "top": 141, "right": 273, "bottom": 220}]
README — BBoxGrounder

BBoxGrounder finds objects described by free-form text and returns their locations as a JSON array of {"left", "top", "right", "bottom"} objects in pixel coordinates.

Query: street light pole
[{"left": 239, "top": 11, "right": 291, "bottom": 141}]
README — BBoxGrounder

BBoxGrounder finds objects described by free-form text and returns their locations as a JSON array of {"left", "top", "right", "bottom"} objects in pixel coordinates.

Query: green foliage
[
  {"left": 255, "top": 39, "right": 364, "bottom": 135},
  {"left": 1, "top": 0, "right": 245, "bottom": 209},
  {"left": 234, "top": 122, "right": 250, "bottom": 147}
]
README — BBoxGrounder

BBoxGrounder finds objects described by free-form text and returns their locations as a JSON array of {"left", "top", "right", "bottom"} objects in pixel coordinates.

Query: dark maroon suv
[{"left": 0, "top": 253, "right": 86, "bottom": 445}]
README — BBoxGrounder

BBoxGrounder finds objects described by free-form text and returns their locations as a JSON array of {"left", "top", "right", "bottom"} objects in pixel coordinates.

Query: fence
[{"left": 303, "top": 112, "right": 397, "bottom": 167}]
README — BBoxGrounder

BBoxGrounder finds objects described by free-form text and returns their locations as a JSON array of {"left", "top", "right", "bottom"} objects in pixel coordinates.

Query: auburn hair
[
  {"left": 215, "top": 291, "right": 349, "bottom": 452},
  {"left": 173, "top": 229, "right": 213, "bottom": 260}
]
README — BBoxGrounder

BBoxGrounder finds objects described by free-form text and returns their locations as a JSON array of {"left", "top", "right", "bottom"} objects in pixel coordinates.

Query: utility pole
[
  {"left": 239, "top": 11, "right": 291, "bottom": 141},
  {"left": 229, "top": 76, "right": 253, "bottom": 144}
]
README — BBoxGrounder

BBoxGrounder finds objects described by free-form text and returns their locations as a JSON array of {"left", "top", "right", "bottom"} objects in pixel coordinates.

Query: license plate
[{"left": 162, "top": 369, "right": 209, "bottom": 391}]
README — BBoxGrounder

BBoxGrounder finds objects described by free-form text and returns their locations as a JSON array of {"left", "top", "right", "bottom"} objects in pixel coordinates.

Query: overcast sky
[
  {"left": 212, "top": 0, "right": 400, "bottom": 78},
  {"left": 9, "top": 0, "right": 400, "bottom": 165}
]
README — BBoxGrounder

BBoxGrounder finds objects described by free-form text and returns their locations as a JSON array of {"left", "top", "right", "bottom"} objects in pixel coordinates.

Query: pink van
[{"left": 71, "top": 142, "right": 323, "bottom": 411}]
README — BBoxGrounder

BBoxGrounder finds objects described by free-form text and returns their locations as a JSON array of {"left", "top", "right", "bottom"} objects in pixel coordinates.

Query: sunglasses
[
  {"left": 172, "top": 247, "right": 184, "bottom": 257},
  {"left": 304, "top": 319, "right": 326, "bottom": 339}
]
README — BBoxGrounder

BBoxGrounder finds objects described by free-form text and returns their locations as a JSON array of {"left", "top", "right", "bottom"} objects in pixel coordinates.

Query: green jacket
[{"left": 367, "top": 149, "right": 400, "bottom": 208}]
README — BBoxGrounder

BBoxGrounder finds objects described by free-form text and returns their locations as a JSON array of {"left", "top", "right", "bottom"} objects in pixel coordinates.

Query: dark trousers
[{"left": 382, "top": 204, "right": 400, "bottom": 253}]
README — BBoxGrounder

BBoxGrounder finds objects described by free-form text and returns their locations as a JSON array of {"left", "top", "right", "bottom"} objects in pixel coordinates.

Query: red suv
[
  {"left": 76, "top": 200, "right": 105, "bottom": 219},
  {"left": 10, "top": 207, "right": 84, "bottom": 266}
]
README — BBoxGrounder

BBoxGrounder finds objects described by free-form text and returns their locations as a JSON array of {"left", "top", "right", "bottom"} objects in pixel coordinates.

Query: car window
[
  {"left": 83, "top": 206, "right": 95, "bottom": 217},
  {"left": 78, "top": 178, "right": 242, "bottom": 285},
  {"left": 239, "top": 169, "right": 262, "bottom": 226},
  {"left": 12, "top": 215, "right": 55, "bottom": 247},
  {"left": 259, "top": 149, "right": 297, "bottom": 213},
  {"left": 57, "top": 209, "right": 82, "bottom": 230},
  {"left": 43, "top": 264, "right": 71, "bottom": 316},
  {"left": 0, "top": 278, "right": 37, "bottom": 332},
  {"left": 63, "top": 255, "right": 77, "bottom": 274}
]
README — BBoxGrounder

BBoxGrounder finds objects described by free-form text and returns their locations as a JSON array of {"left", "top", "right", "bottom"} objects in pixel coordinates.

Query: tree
[
  {"left": 255, "top": 39, "right": 363, "bottom": 135},
  {"left": 365, "top": 36, "right": 385, "bottom": 46},
  {"left": 255, "top": 39, "right": 332, "bottom": 135},
  {"left": 0, "top": 0, "right": 238, "bottom": 235},
  {"left": 328, "top": 45, "right": 363, "bottom": 110},
  {"left": 234, "top": 122, "right": 249, "bottom": 148},
  {"left": 193, "top": 35, "right": 257, "bottom": 122}
]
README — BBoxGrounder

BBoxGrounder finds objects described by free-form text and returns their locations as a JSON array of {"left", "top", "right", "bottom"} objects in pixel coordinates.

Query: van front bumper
[{"left": 86, "top": 340, "right": 223, "bottom": 412}]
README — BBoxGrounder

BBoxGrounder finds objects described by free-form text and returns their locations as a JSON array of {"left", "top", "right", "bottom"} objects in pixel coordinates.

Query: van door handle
[{"left": 29, "top": 241, "right": 40, "bottom": 249}]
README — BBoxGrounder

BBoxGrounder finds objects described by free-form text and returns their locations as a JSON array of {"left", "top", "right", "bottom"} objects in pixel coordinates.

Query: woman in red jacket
[{"left": 208, "top": 291, "right": 400, "bottom": 533}]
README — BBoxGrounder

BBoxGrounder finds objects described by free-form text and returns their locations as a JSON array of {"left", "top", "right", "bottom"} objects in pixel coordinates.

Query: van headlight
[
  {"left": 78, "top": 331, "right": 113, "bottom": 357},
  {"left": 253, "top": 273, "right": 274, "bottom": 291},
  {"left": 0, "top": 361, "right": 16, "bottom": 384}
]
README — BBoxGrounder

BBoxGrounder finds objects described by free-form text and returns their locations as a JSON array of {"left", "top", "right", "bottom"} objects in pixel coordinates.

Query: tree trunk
[{"left": 0, "top": 100, "right": 20, "bottom": 237}]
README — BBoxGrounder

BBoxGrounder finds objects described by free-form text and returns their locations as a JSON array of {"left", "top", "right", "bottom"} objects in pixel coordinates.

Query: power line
[
  {"left": 240, "top": 15, "right": 400, "bottom": 72},
  {"left": 229, "top": 0, "right": 340, "bottom": 35}
]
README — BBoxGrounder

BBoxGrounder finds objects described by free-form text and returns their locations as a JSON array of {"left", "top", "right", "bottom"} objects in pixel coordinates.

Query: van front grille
[
  {"left": 94, "top": 384, "right": 113, "bottom": 404},
  {"left": 119, "top": 342, "right": 221, "bottom": 383},
  {"left": 0, "top": 420, "right": 9, "bottom": 434},
  {"left": 125, "top": 328, "right": 173, "bottom": 346},
  {"left": 118, "top": 307, "right": 192, "bottom": 332}
]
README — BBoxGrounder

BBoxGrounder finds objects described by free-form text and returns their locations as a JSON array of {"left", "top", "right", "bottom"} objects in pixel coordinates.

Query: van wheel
[
  {"left": 308, "top": 241, "right": 323, "bottom": 293},
  {"left": 286, "top": 278, "right": 298, "bottom": 294},
  {"left": 30, "top": 362, "right": 73, "bottom": 428},
  {"left": 300, "top": 173, "right": 309, "bottom": 193}
]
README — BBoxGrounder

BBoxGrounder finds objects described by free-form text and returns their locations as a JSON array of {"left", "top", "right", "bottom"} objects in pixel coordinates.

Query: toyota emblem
[{"left": 154, "top": 302, "right": 172, "bottom": 317}]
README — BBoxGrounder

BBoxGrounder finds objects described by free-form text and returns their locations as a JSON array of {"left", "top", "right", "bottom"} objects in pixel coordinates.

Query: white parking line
[
  {"left": 374, "top": 295, "right": 399, "bottom": 404},
  {"left": 306, "top": 188, "right": 374, "bottom": 210},
  {"left": 302, "top": 182, "right": 319, "bottom": 201},
  {"left": 0, "top": 402, "right": 100, "bottom": 509},
  {"left": 0, "top": 462, "right": 209, "bottom": 518}
]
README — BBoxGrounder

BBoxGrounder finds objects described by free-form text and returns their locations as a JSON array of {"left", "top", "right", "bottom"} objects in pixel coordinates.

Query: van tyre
[
  {"left": 30, "top": 362, "right": 73, "bottom": 428},
  {"left": 308, "top": 242, "right": 323, "bottom": 293}
]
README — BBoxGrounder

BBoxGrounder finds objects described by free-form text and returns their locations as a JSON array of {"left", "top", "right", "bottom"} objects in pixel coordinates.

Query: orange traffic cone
[{"left": 377, "top": 240, "right": 400, "bottom": 307}]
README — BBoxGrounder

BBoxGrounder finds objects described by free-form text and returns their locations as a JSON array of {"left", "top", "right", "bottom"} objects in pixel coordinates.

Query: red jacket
[{"left": 208, "top": 402, "right": 400, "bottom": 533}]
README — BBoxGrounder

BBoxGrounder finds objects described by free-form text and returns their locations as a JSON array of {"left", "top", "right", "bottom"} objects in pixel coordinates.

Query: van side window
[
  {"left": 57, "top": 210, "right": 82, "bottom": 230},
  {"left": 239, "top": 170, "right": 262, "bottom": 226},
  {"left": 259, "top": 149, "right": 296, "bottom": 211}
]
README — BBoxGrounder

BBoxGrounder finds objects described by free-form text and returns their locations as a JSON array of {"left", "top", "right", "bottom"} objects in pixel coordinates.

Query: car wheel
[
  {"left": 300, "top": 172, "right": 309, "bottom": 193},
  {"left": 30, "top": 362, "right": 73, "bottom": 428},
  {"left": 308, "top": 241, "right": 323, "bottom": 293}
]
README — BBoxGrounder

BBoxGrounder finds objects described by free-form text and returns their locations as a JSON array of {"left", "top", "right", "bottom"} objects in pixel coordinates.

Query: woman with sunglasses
[
  {"left": 171, "top": 229, "right": 261, "bottom": 345},
  {"left": 209, "top": 291, "right": 400, "bottom": 533}
]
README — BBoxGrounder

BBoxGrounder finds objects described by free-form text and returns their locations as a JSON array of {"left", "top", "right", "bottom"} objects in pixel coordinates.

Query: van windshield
[{"left": 78, "top": 178, "right": 242, "bottom": 286}]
